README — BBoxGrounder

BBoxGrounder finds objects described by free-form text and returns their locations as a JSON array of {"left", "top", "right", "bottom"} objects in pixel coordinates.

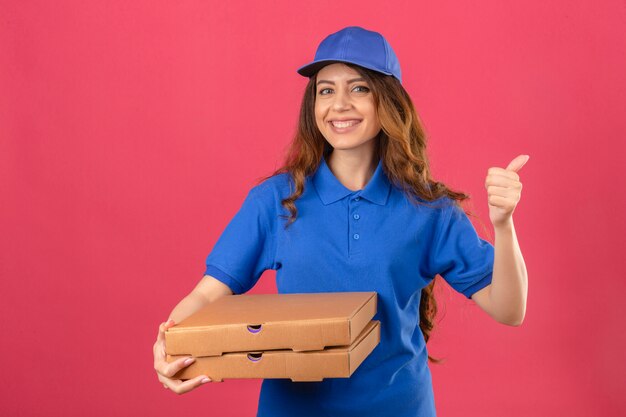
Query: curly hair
[{"left": 256, "top": 63, "right": 482, "bottom": 363}]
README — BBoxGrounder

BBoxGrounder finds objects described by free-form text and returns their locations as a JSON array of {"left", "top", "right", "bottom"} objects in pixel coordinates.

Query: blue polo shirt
[{"left": 204, "top": 155, "right": 494, "bottom": 417}]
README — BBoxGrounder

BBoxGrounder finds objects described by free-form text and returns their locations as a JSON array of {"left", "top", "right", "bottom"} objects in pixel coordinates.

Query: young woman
[{"left": 153, "top": 26, "right": 528, "bottom": 416}]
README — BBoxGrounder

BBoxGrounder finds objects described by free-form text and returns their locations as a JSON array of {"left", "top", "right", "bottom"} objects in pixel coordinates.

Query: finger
[
  {"left": 172, "top": 375, "right": 212, "bottom": 394},
  {"left": 488, "top": 194, "right": 516, "bottom": 209},
  {"left": 156, "top": 322, "right": 166, "bottom": 343},
  {"left": 153, "top": 339, "right": 182, "bottom": 376},
  {"left": 159, "top": 355, "right": 197, "bottom": 378},
  {"left": 156, "top": 319, "right": 176, "bottom": 343},
  {"left": 165, "top": 375, "right": 211, "bottom": 395},
  {"left": 505, "top": 155, "right": 529, "bottom": 172},
  {"left": 487, "top": 185, "right": 519, "bottom": 199},
  {"left": 487, "top": 167, "right": 519, "bottom": 181},
  {"left": 485, "top": 175, "right": 522, "bottom": 189},
  {"left": 158, "top": 371, "right": 181, "bottom": 389}
]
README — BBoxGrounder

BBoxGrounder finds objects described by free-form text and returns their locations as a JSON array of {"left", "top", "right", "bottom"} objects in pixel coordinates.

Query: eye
[{"left": 317, "top": 85, "right": 370, "bottom": 95}]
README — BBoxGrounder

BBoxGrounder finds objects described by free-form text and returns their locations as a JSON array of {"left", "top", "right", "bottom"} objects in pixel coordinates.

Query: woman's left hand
[{"left": 485, "top": 155, "right": 529, "bottom": 228}]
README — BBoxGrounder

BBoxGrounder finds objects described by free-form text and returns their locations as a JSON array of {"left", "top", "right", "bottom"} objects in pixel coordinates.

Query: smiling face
[{"left": 314, "top": 63, "right": 382, "bottom": 154}]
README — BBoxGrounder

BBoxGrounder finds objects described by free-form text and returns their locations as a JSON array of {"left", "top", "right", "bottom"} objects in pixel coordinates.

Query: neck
[{"left": 326, "top": 148, "right": 379, "bottom": 191}]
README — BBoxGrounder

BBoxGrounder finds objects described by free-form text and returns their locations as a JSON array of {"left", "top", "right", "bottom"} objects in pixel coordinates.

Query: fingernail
[
  {"left": 201, "top": 377, "right": 210, "bottom": 383},
  {"left": 184, "top": 357, "right": 195, "bottom": 365}
]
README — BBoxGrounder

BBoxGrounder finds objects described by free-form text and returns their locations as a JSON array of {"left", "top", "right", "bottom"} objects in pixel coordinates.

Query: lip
[
  {"left": 328, "top": 119, "right": 362, "bottom": 134},
  {"left": 328, "top": 118, "right": 362, "bottom": 122}
]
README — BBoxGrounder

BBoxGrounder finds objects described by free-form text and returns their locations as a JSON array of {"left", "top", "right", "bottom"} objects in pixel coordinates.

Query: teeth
[{"left": 331, "top": 120, "right": 360, "bottom": 128}]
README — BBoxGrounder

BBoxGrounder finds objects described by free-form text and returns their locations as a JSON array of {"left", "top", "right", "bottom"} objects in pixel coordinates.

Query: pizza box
[
  {"left": 167, "top": 320, "right": 381, "bottom": 382},
  {"left": 165, "top": 292, "right": 377, "bottom": 356}
]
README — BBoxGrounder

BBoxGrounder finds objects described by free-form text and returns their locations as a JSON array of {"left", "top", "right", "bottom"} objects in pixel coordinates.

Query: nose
[{"left": 332, "top": 88, "right": 352, "bottom": 111}]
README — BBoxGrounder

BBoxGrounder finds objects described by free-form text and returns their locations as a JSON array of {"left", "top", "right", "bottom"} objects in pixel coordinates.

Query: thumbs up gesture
[{"left": 485, "top": 155, "right": 529, "bottom": 228}]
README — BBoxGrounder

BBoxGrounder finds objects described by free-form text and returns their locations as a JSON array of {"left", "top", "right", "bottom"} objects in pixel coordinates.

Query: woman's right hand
[{"left": 153, "top": 319, "right": 211, "bottom": 394}]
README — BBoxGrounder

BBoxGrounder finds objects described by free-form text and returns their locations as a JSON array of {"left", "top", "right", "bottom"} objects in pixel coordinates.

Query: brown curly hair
[{"left": 256, "top": 63, "right": 481, "bottom": 364}]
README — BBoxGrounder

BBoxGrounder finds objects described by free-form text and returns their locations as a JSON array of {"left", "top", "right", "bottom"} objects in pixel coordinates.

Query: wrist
[{"left": 494, "top": 218, "right": 514, "bottom": 233}]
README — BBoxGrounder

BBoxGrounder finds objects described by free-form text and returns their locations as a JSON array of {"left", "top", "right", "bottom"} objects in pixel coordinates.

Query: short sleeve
[
  {"left": 430, "top": 200, "right": 494, "bottom": 299},
  {"left": 204, "top": 185, "right": 276, "bottom": 294}
]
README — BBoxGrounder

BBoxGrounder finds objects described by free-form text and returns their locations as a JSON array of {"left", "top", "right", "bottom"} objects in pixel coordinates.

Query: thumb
[
  {"left": 157, "top": 319, "right": 176, "bottom": 343},
  {"left": 505, "top": 154, "right": 530, "bottom": 172}
]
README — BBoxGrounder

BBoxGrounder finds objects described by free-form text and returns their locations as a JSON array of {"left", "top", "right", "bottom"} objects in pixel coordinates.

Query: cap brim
[{"left": 296, "top": 59, "right": 394, "bottom": 78}]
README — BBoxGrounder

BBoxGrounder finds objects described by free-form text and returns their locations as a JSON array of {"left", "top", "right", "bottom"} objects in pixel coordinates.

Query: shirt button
[
  {"left": 353, "top": 214, "right": 360, "bottom": 220},
  {"left": 354, "top": 197, "right": 360, "bottom": 201},
  {"left": 353, "top": 233, "right": 360, "bottom": 240}
]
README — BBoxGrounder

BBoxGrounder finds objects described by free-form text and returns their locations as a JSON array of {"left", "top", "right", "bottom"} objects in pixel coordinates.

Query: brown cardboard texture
[
  {"left": 167, "top": 320, "right": 381, "bottom": 382},
  {"left": 165, "top": 292, "right": 377, "bottom": 356}
]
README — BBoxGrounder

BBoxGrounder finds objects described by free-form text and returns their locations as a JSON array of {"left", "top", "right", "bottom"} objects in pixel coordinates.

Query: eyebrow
[{"left": 316, "top": 77, "right": 366, "bottom": 86}]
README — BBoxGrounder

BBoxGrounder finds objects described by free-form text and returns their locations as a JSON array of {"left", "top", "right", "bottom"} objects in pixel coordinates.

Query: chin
[
  {"left": 327, "top": 138, "right": 375, "bottom": 150},
  {"left": 327, "top": 142, "right": 359, "bottom": 150}
]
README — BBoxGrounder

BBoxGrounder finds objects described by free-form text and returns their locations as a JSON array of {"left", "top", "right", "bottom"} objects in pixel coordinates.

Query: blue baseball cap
[{"left": 297, "top": 26, "right": 402, "bottom": 84}]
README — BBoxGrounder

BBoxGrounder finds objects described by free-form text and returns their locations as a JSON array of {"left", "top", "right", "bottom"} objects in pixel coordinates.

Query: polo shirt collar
[{"left": 312, "top": 156, "right": 391, "bottom": 206}]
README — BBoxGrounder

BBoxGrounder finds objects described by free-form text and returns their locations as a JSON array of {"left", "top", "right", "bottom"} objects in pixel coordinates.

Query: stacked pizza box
[{"left": 165, "top": 292, "right": 380, "bottom": 382}]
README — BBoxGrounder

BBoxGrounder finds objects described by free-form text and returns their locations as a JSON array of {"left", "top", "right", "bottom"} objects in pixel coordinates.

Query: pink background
[{"left": 1, "top": 1, "right": 624, "bottom": 416}]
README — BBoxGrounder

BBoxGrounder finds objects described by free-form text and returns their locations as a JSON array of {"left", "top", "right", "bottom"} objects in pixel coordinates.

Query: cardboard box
[
  {"left": 168, "top": 320, "right": 380, "bottom": 382},
  {"left": 165, "top": 292, "right": 377, "bottom": 356},
  {"left": 164, "top": 292, "right": 380, "bottom": 382}
]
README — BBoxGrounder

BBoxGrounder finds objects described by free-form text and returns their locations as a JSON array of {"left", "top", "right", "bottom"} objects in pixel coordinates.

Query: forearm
[
  {"left": 489, "top": 219, "right": 528, "bottom": 325},
  {"left": 167, "top": 291, "right": 213, "bottom": 324}
]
